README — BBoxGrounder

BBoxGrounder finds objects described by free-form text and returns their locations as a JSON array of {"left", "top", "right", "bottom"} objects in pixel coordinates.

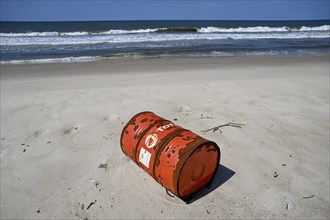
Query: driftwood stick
[
  {"left": 302, "top": 195, "right": 314, "bottom": 199},
  {"left": 201, "top": 122, "right": 244, "bottom": 134}
]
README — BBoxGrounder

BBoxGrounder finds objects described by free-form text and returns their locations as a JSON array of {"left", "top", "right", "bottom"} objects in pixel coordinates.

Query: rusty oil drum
[{"left": 120, "top": 111, "right": 220, "bottom": 200}]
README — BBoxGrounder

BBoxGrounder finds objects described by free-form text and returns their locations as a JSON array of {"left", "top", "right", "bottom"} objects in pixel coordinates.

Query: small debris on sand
[
  {"left": 90, "top": 179, "right": 100, "bottom": 188},
  {"left": 98, "top": 164, "right": 108, "bottom": 169},
  {"left": 87, "top": 200, "right": 97, "bottom": 210}
]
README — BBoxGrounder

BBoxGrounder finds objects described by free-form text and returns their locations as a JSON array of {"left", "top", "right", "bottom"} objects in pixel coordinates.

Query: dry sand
[{"left": 1, "top": 55, "right": 329, "bottom": 219}]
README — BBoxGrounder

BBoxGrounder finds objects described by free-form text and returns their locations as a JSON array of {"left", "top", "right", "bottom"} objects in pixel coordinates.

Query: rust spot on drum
[
  {"left": 206, "top": 147, "right": 217, "bottom": 152},
  {"left": 182, "top": 136, "right": 194, "bottom": 141},
  {"left": 134, "top": 125, "right": 139, "bottom": 131},
  {"left": 195, "top": 147, "right": 202, "bottom": 153},
  {"left": 141, "top": 118, "right": 148, "bottom": 123}
]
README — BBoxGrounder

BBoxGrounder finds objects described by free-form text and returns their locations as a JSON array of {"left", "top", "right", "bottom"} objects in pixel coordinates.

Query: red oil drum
[{"left": 120, "top": 111, "right": 220, "bottom": 200}]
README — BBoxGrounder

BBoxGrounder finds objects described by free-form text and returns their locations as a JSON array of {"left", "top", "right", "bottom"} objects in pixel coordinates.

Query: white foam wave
[
  {"left": 1, "top": 31, "right": 329, "bottom": 46},
  {"left": 0, "top": 29, "right": 158, "bottom": 37},
  {"left": 60, "top": 32, "right": 90, "bottom": 36},
  {"left": 0, "top": 31, "right": 93, "bottom": 37},
  {"left": 199, "top": 25, "right": 330, "bottom": 33},
  {"left": 0, "top": 56, "right": 99, "bottom": 64},
  {"left": 101, "top": 28, "right": 157, "bottom": 35},
  {"left": 0, "top": 31, "right": 60, "bottom": 37},
  {"left": 200, "top": 26, "right": 288, "bottom": 33},
  {"left": 1, "top": 25, "right": 329, "bottom": 38},
  {"left": 300, "top": 25, "right": 330, "bottom": 31}
]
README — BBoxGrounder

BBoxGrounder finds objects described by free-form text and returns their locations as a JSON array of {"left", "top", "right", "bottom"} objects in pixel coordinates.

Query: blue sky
[{"left": 0, "top": 0, "right": 329, "bottom": 21}]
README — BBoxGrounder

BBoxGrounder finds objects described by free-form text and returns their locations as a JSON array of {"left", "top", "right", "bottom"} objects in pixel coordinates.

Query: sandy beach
[{"left": 1, "top": 55, "right": 329, "bottom": 219}]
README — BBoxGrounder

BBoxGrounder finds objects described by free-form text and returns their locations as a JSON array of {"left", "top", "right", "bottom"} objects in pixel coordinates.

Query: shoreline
[
  {"left": 1, "top": 54, "right": 329, "bottom": 78},
  {"left": 1, "top": 54, "right": 329, "bottom": 219},
  {"left": 1, "top": 52, "right": 329, "bottom": 66}
]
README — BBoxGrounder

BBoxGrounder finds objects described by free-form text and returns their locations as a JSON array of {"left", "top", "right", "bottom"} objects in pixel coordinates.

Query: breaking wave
[
  {"left": 1, "top": 27, "right": 329, "bottom": 46},
  {"left": 1, "top": 25, "right": 329, "bottom": 37}
]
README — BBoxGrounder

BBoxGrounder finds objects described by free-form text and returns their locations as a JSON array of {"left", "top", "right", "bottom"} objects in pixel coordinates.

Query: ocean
[{"left": 0, "top": 20, "right": 329, "bottom": 64}]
